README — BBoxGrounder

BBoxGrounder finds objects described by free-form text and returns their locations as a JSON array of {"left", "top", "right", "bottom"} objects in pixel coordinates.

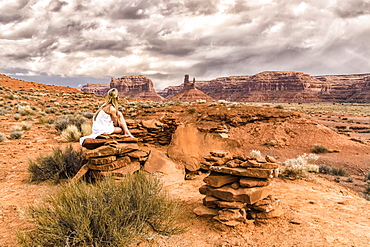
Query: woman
[{"left": 79, "top": 88, "right": 134, "bottom": 145}]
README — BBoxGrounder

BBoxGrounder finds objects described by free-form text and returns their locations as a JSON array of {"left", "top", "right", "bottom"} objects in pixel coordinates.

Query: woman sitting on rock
[{"left": 80, "top": 88, "right": 134, "bottom": 145}]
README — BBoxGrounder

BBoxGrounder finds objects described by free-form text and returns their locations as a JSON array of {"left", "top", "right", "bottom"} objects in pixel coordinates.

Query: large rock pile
[
  {"left": 74, "top": 136, "right": 150, "bottom": 181},
  {"left": 126, "top": 118, "right": 179, "bottom": 145},
  {"left": 194, "top": 150, "right": 283, "bottom": 226}
]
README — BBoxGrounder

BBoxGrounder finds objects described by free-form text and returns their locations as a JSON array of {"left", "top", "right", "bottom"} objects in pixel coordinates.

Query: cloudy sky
[{"left": 1, "top": 0, "right": 370, "bottom": 90}]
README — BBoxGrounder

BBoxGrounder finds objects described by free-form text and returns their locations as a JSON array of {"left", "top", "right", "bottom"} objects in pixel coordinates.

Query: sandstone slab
[
  {"left": 239, "top": 177, "right": 270, "bottom": 187},
  {"left": 203, "top": 173, "right": 239, "bottom": 188},
  {"left": 209, "top": 166, "right": 275, "bottom": 179},
  {"left": 199, "top": 185, "right": 272, "bottom": 204},
  {"left": 215, "top": 201, "right": 246, "bottom": 209},
  {"left": 203, "top": 196, "right": 219, "bottom": 208},
  {"left": 89, "top": 155, "right": 117, "bottom": 165},
  {"left": 143, "top": 149, "right": 185, "bottom": 186}
]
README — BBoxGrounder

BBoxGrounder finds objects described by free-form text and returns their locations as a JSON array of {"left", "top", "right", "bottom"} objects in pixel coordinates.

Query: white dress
[{"left": 79, "top": 110, "right": 115, "bottom": 145}]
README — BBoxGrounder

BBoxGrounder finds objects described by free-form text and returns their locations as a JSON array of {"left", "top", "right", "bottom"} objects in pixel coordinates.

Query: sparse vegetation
[
  {"left": 13, "top": 114, "right": 21, "bottom": 120},
  {"left": 10, "top": 131, "right": 23, "bottom": 139},
  {"left": 0, "top": 132, "right": 6, "bottom": 142},
  {"left": 319, "top": 165, "right": 348, "bottom": 177},
  {"left": 80, "top": 122, "right": 92, "bottom": 136},
  {"left": 311, "top": 144, "right": 329, "bottom": 154},
  {"left": 61, "top": 124, "right": 82, "bottom": 142},
  {"left": 18, "top": 173, "right": 185, "bottom": 246},
  {"left": 364, "top": 171, "right": 370, "bottom": 182},
  {"left": 250, "top": 150, "right": 262, "bottom": 158},
  {"left": 280, "top": 153, "right": 319, "bottom": 180},
  {"left": 188, "top": 108, "right": 196, "bottom": 114},
  {"left": 28, "top": 145, "right": 86, "bottom": 183},
  {"left": 54, "top": 114, "right": 86, "bottom": 132}
]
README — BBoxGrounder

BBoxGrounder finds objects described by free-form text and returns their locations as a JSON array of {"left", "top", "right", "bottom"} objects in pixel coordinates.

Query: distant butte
[{"left": 167, "top": 75, "right": 213, "bottom": 102}]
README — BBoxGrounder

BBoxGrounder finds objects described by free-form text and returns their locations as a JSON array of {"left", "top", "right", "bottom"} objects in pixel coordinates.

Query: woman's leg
[{"left": 117, "top": 111, "right": 134, "bottom": 137}]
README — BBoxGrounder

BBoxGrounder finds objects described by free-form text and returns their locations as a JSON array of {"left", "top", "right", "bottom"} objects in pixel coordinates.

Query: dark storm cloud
[
  {"left": 48, "top": 0, "right": 68, "bottom": 12},
  {"left": 184, "top": 0, "right": 220, "bottom": 15},
  {"left": 111, "top": 1, "right": 151, "bottom": 20},
  {"left": 146, "top": 39, "right": 196, "bottom": 56},
  {"left": 0, "top": 0, "right": 30, "bottom": 23},
  {"left": 334, "top": 0, "right": 370, "bottom": 18},
  {"left": 2, "top": 0, "right": 370, "bottom": 89}
]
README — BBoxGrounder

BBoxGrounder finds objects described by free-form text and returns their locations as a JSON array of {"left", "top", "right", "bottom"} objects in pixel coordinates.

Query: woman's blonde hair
[{"left": 94, "top": 88, "right": 119, "bottom": 121}]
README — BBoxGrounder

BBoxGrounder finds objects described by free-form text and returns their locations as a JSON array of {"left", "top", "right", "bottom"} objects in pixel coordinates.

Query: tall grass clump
[
  {"left": 311, "top": 144, "right": 329, "bottom": 154},
  {"left": 80, "top": 122, "right": 92, "bottom": 136},
  {"left": 18, "top": 173, "right": 186, "bottom": 246},
  {"left": 54, "top": 114, "right": 86, "bottom": 132},
  {"left": 61, "top": 124, "right": 82, "bottom": 142},
  {"left": 280, "top": 153, "right": 319, "bottom": 179},
  {"left": 28, "top": 145, "right": 86, "bottom": 183}
]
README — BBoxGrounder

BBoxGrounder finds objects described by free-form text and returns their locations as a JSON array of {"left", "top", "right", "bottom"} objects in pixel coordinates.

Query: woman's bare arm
[{"left": 105, "top": 105, "right": 119, "bottom": 126}]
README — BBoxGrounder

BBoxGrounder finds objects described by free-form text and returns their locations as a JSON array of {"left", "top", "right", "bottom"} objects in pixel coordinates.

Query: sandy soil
[
  {"left": 0, "top": 75, "right": 370, "bottom": 246},
  {"left": 0, "top": 118, "right": 370, "bottom": 247}
]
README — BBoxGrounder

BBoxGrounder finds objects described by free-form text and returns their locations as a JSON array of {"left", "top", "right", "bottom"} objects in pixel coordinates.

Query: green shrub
[
  {"left": 319, "top": 165, "right": 348, "bottom": 177},
  {"left": 10, "top": 131, "right": 23, "bottom": 139},
  {"left": 61, "top": 125, "right": 81, "bottom": 142},
  {"left": 188, "top": 108, "right": 196, "bottom": 114},
  {"left": 280, "top": 153, "right": 319, "bottom": 180},
  {"left": 18, "top": 173, "right": 185, "bottom": 246},
  {"left": 44, "top": 107, "right": 58, "bottom": 114},
  {"left": 28, "top": 145, "right": 85, "bottom": 183},
  {"left": 311, "top": 144, "right": 329, "bottom": 154},
  {"left": 274, "top": 105, "right": 284, "bottom": 109}
]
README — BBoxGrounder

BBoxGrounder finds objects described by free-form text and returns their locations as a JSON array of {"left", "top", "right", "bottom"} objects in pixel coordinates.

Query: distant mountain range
[{"left": 81, "top": 71, "right": 370, "bottom": 103}]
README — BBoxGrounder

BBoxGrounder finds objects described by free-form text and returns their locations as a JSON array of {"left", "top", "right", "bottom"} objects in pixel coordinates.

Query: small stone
[
  {"left": 194, "top": 205, "right": 218, "bottom": 217},
  {"left": 265, "top": 155, "right": 277, "bottom": 163},
  {"left": 203, "top": 196, "right": 219, "bottom": 208},
  {"left": 230, "top": 182, "right": 240, "bottom": 190}
]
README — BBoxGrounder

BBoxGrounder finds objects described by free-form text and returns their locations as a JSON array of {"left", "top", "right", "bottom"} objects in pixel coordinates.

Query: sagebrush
[
  {"left": 280, "top": 153, "right": 319, "bottom": 179},
  {"left": 28, "top": 145, "right": 86, "bottom": 183},
  {"left": 18, "top": 173, "right": 186, "bottom": 246}
]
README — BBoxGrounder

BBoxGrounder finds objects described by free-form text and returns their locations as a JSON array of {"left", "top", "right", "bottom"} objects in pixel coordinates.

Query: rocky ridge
[
  {"left": 159, "top": 71, "right": 370, "bottom": 103},
  {"left": 82, "top": 75, "right": 163, "bottom": 101}
]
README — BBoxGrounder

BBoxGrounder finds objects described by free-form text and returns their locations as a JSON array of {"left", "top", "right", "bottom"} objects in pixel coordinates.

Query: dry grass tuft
[{"left": 18, "top": 172, "right": 186, "bottom": 246}]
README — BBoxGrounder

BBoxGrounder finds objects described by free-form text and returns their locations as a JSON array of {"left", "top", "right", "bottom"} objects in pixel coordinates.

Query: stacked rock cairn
[
  {"left": 194, "top": 150, "right": 283, "bottom": 226},
  {"left": 73, "top": 135, "right": 150, "bottom": 181}
]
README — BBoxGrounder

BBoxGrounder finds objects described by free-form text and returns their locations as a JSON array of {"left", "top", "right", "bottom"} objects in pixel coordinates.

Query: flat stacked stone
[
  {"left": 195, "top": 150, "right": 283, "bottom": 226},
  {"left": 125, "top": 118, "right": 179, "bottom": 146},
  {"left": 74, "top": 136, "right": 150, "bottom": 181}
]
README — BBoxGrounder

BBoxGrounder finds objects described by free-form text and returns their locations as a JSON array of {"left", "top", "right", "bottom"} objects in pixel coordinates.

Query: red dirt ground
[{"left": 0, "top": 75, "right": 369, "bottom": 246}]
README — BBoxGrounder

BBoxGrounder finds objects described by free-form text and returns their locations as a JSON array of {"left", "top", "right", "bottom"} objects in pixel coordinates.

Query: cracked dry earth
[{"left": 0, "top": 118, "right": 370, "bottom": 247}]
